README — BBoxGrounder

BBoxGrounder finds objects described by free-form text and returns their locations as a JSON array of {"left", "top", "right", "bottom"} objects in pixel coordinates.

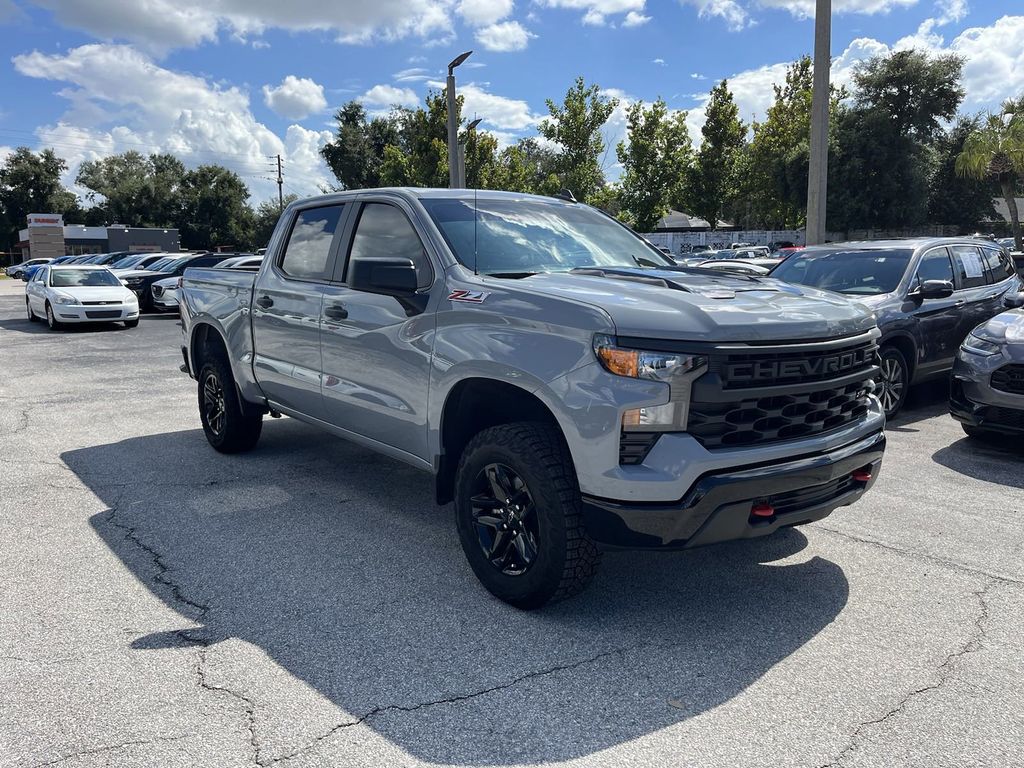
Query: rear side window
[
  {"left": 280, "top": 205, "right": 344, "bottom": 280},
  {"left": 347, "top": 203, "right": 432, "bottom": 289},
  {"left": 915, "top": 248, "right": 954, "bottom": 285},
  {"left": 981, "top": 247, "right": 1015, "bottom": 283},
  {"left": 950, "top": 245, "right": 987, "bottom": 289}
]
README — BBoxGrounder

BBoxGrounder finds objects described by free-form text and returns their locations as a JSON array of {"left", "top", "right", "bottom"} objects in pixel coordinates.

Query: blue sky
[{"left": 0, "top": 0, "right": 1020, "bottom": 205}]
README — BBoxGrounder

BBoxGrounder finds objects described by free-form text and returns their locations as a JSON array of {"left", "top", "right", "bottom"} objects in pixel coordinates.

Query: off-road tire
[
  {"left": 454, "top": 422, "right": 600, "bottom": 609},
  {"left": 197, "top": 354, "right": 262, "bottom": 453}
]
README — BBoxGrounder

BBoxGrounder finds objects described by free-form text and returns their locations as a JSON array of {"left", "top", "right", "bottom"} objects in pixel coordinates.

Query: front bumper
[
  {"left": 581, "top": 430, "right": 885, "bottom": 549},
  {"left": 950, "top": 349, "right": 1024, "bottom": 434},
  {"left": 53, "top": 304, "right": 139, "bottom": 323}
]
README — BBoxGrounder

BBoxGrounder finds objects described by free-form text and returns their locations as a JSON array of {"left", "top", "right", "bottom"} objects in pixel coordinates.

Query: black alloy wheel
[
  {"left": 471, "top": 463, "right": 540, "bottom": 576},
  {"left": 876, "top": 347, "right": 908, "bottom": 417},
  {"left": 202, "top": 370, "right": 226, "bottom": 438}
]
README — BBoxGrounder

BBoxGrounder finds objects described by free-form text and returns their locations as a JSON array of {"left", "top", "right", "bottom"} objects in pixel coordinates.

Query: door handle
[
  {"left": 255, "top": 295, "right": 274, "bottom": 309},
  {"left": 324, "top": 304, "right": 348, "bottom": 320},
  {"left": 954, "top": 299, "right": 966, "bottom": 307}
]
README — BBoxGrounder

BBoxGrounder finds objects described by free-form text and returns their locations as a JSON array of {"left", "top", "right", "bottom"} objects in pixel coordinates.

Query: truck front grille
[
  {"left": 991, "top": 365, "right": 1024, "bottom": 395},
  {"left": 687, "top": 334, "right": 878, "bottom": 450}
]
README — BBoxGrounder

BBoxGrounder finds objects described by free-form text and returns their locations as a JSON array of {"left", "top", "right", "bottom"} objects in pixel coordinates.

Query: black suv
[
  {"left": 121, "top": 253, "right": 229, "bottom": 311},
  {"left": 771, "top": 238, "right": 1023, "bottom": 416}
]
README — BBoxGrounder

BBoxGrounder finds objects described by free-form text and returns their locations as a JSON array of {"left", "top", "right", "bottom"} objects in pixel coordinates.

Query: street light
[
  {"left": 458, "top": 117, "right": 483, "bottom": 188},
  {"left": 446, "top": 50, "right": 473, "bottom": 189},
  {"left": 805, "top": 0, "right": 831, "bottom": 246}
]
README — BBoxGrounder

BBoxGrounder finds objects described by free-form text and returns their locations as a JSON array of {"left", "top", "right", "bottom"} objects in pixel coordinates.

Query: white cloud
[
  {"left": 459, "top": 84, "right": 541, "bottom": 130},
  {"left": 623, "top": 10, "right": 651, "bottom": 25},
  {"left": 755, "top": 0, "right": 918, "bottom": 17},
  {"left": 475, "top": 20, "right": 534, "bottom": 51},
  {"left": 456, "top": 0, "right": 514, "bottom": 26},
  {"left": 360, "top": 84, "right": 421, "bottom": 109},
  {"left": 691, "top": 72, "right": 707, "bottom": 79},
  {"left": 11, "top": 44, "right": 332, "bottom": 202},
  {"left": 536, "top": 0, "right": 647, "bottom": 27},
  {"left": 393, "top": 67, "right": 432, "bottom": 82},
  {"left": 652, "top": 57, "right": 666, "bottom": 65},
  {"left": 27, "top": 0, "right": 457, "bottom": 54},
  {"left": 683, "top": 0, "right": 750, "bottom": 30},
  {"left": 261, "top": 75, "right": 327, "bottom": 120}
]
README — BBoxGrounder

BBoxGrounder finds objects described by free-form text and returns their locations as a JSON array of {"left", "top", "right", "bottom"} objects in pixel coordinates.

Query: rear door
[
  {"left": 318, "top": 198, "right": 437, "bottom": 462},
  {"left": 251, "top": 202, "right": 349, "bottom": 419},
  {"left": 949, "top": 244, "right": 996, "bottom": 346}
]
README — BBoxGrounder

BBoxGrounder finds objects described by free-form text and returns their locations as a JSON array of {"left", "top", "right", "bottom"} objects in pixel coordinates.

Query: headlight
[
  {"left": 124, "top": 278, "right": 144, "bottom": 286},
  {"left": 962, "top": 332, "right": 1002, "bottom": 356},
  {"left": 125, "top": 292, "right": 138, "bottom": 304},
  {"left": 52, "top": 294, "right": 79, "bottom": 305},
  {"left": 593, "top": 334, "right": 708, "bottom": 431}
]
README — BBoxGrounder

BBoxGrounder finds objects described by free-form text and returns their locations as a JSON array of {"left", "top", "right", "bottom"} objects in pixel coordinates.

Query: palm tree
[{"left": 956, "top": 104, "right": 1024, "bottom": 251}]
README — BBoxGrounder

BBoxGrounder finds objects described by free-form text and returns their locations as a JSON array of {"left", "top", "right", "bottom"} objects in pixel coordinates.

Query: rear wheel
[
  {"left": 877, "top": 346, "right": 909, "bottom": 417},
  {"left": 454, "top": 422, "right": 600, "bottom": 609},
  {"left": 45, "top": 302, "right": 62, "bottom": 331},
  {"left": 197, "top": 354, "right": 262, "bottom": 453}
]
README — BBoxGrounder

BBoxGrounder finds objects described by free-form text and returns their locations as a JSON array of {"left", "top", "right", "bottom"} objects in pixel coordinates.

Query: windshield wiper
[{"left": 631, "top": 254, "right": 664, "bottom": 268}]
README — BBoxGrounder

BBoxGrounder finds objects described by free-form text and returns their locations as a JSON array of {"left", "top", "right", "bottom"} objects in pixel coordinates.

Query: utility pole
[
  {"left": 446, "top": 51, "right": 472, "bottom": 189},
  {"left": 805, "top": 0, "right": 831, "bottom": 245},
  {"left": 276, "top": 154, "right": 284, "bottom": 211}
]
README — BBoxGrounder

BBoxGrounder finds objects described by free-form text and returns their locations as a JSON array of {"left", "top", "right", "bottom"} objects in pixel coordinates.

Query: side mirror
[
  {"left": 1003, "top": 292, "right": 1024, "bottom": 309},
  {"left": 348, "top": 257, "right": 419, "bottom": 297},
  {"left": 914, "top": 279, "right": 954, "bottom": 300}
]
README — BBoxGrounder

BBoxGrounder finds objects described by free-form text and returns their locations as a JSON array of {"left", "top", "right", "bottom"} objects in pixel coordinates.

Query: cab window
[
  {"left": 950, "top": 245, "right": 987, "bottom": 290},
  {"left": 279, "top": 205, "right": 345, "bottom": 280},
  {"left": 981, "top": 246, "right": 1015, "bottom": 283},
  {"left": 347, "top": 203, "right": 432, "bottom": 289}
]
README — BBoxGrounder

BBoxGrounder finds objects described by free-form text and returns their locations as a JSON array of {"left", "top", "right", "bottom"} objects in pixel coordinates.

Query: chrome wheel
[
  {"left": 46, "top": 304, "right": 56, "bottom": 329},
  {"left": 202, "top": 371, "right": 226, "bottom": 436},
  {"left": 471, "top": 463, "right": 539, "bottom": 576},
  {"left": 877, "top": 353, "right": 906, "bottom": 415}
]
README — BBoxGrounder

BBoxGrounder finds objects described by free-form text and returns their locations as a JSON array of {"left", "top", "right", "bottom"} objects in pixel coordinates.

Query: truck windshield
[
  {"left": 420, "top": 197, "right": 674, "bottom": 275},
  {"left": 771, "top": 248, "right": 913, "bottom": 295}
]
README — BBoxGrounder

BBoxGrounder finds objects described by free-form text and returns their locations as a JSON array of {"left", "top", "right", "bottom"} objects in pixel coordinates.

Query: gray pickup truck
[{"left": 179, "top": 188, "right": 885, "bottom": 608}]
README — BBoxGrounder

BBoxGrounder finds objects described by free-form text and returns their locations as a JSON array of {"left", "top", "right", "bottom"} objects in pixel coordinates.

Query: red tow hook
[
  {"left": 751, "top": 502, "right": 775, "bottom": 518},
  {"left": 852, "top": 469, "right": 872, "bottom": 483}
]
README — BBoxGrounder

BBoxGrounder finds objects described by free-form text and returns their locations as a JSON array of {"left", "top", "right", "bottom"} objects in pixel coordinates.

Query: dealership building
[{"left": 15, "top": 214, "right": 180, "bottom": 262}]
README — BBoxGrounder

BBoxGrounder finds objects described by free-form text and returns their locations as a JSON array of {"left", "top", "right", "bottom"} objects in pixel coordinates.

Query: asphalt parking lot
[{"left": 1, "top": 276, "right": 1022, "bottom": 768}]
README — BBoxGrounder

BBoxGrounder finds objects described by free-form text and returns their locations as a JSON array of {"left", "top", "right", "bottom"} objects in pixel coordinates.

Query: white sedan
[{"left": 26, "top": 265, "right": 140, "bottom": 330}]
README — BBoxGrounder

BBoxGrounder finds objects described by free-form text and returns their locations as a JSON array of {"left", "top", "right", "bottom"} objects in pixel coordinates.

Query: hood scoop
[{"left": 569, "top": 266, "right": 773, "bottom": 300}]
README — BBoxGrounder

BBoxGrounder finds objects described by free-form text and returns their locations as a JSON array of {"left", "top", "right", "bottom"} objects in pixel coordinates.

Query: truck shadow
[{"left": 68, "top": 422, "right": 849, "bottom": 765}]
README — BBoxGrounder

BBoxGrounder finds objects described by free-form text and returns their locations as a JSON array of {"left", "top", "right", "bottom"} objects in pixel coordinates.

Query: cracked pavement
[{"left": 1, "top": 278, "right": 1022, "bottom": 767}]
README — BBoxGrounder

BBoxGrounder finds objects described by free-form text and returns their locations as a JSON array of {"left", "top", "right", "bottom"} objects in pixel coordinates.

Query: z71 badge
[{"left": 448, "top": 289, "right": 490, "bottom": 303}]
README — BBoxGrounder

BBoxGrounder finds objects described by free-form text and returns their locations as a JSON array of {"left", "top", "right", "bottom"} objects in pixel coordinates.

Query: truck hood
[{"left": 510, "top": 267, "right": 876, "bottom": 342}]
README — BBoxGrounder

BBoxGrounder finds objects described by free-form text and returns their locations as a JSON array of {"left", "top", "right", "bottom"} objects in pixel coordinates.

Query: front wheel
[
  {"left": 45, "top": 302, "right": 62, "bottom": 331},
  {"left": 27, "top": 299, "right": 37, "bottom": 322},
  {"left": 197, "top": 355, "right": 263, "bottom": 453},
  {"left": 123, "top": 318, "right": 139, "bottom": 328},
  {"left": 877, "top": 347, "right": 909, "bottom": 418},
  {"left": 454, "top": 422, "right": 600, "bottom": 609}
]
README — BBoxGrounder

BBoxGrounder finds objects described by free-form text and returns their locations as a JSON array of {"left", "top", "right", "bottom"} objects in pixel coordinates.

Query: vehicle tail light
[
  {"left": 751, "top": 502, "right": 775, "bottom": 518},
  {"left": 852, "top": 469, "right": 872, "bottom": 483}
]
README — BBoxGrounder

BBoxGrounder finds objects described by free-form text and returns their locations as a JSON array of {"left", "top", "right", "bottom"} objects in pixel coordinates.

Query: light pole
[
  {"left": 805, "top": 0, "right": 831, "bottom": 245},
  {"left": 446, "top": 50, "right": 472, "bottom": 189},
  {"left": 458, "top": 117, "right": 483, "bottom": 189}
]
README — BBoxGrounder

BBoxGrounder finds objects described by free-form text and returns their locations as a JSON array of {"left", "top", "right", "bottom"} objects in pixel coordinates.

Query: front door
[
  {"left": 319, "top": 200, "right": 437, "bottom": 462},
  {"left": 251, "top": 203, "right": 347, "bottom": 420},
  {"left": 907, "top": 246, "right": 961, "bottom": 376}
]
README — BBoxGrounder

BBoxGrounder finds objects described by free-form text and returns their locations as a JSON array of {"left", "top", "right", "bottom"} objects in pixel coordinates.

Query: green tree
[
  {"left": 179, "top": 165, "right": 254, "bottom": 250},
  {"left": 538, "top": 77, "right": 618, "bottom": 202},
  {"left": 76, "top": 151, "right": 187, "bottom": 226},
  {"left": 687, "top": 80, "right": 746, "bottom": 231},
  {"left": 320, "top": 102, "right": 399, "bottom": 190},
  {"left": 0, "top": 147, "right": 79, "bottom": 250},
  {"left": 927, "top": 117, "right": 997, "bottom": 230},
  {"left": 616, "top": 98, "right": 692, "bottom": 232},
  {"left": 956, "top": 107, "right": 1024, "bottom": 250},
  {"left": 252, "top": 194, "right": 298, "bottom": 247}
]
